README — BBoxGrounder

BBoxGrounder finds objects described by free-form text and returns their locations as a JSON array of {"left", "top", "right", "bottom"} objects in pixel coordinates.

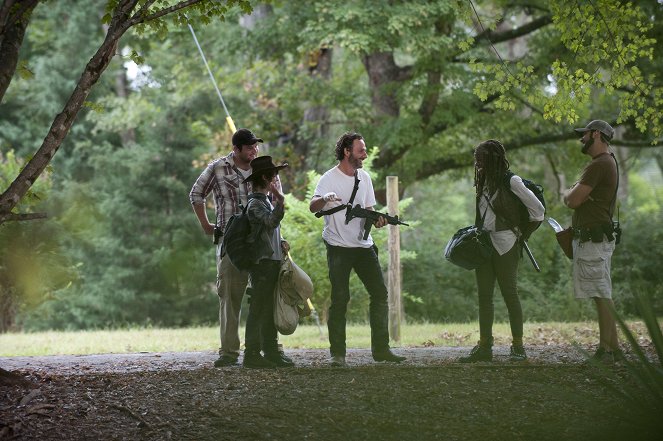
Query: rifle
[{"left": 346, "top": 204, "right": 409, "bottom": 240}]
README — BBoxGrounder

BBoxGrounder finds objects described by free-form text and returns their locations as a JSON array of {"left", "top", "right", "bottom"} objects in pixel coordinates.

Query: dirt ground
[{"left": 1, "top": 345, "right": 661, "bottom": 441}]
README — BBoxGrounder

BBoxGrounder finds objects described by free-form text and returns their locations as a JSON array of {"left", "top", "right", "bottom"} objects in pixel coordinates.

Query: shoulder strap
[
  {"left": 483, "top": 193, "right": 519, "bottom": 237},
  {"left": 609, "top": 153, "right": 619, "bottom": 221},
  {"left": 475, "top": 195, "right": 489, "bottom": 229},
  {"left": 315, "top": 170, "right": 360, "bottom": 217},
  {"left": 348, "top": 170, "right": 360, "bottom": 205},
  {"left": 503, "top": 170, "right": 515, "bottom": 188},
  {"left": 585, "top": 153, "right": 620, "bottom": 221}
]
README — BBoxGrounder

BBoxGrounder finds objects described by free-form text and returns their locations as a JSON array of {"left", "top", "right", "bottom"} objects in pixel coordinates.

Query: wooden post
[{"left": 386, "top": 176, "right": 402, "bottom": 342}]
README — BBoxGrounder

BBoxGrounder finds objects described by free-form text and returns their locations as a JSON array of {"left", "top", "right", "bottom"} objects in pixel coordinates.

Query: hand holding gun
[{"left": 346, "top": 204, "right": 409, "bottom": 240}]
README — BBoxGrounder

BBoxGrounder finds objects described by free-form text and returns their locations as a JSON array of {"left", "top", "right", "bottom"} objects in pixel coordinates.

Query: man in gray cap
[
  {"left": 190, "top": 128, "right": 292, "bottom": 367},
  {"left": 563, "top": 119, "right": 622, "bottom": 362}
]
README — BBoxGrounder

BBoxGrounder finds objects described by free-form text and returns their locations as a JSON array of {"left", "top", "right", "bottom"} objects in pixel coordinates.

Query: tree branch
[
  {"left": 612, "top": 139, "right": 663, "bottom": 148},
  {"left": 474, "top": 15, "right": 553, "bottom": 46},
  {"left": 0, "top": 212, "right": 47, "bottom": 222},
  {"left": 128, "top": 0, "right": 203, "bottom": 27},
  {"left": 0, "top": 0, "right": 39, "bottom": 103},
  {"left": 0, "top": 0, "right": 39, "bottom": 36}
]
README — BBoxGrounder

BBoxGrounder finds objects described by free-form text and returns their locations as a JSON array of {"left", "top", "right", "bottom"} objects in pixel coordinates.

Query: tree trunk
[
  {"left": 293, "top": 48, "right": 333, "bottom": 162},
  {"left": 0, "top": 284, "right": 16, "bottom": 333},
  {"left": 361, "top": 51, "right": 409, "bottom": 119},
  {"left": 0, "top": 0, "right": 39, "bottom": 104},
  {"left": 0, "top": 31, "right": 120, "bottom": 222},
  {"left": 114, "top": 62, "right": 136, "bottom": 146},
  {"left": 0, "top": 0, "right": 215, "bottom": 223}
]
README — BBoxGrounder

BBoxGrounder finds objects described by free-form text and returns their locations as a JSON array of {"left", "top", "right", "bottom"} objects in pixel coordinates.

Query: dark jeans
[
  {"left": 245, "top": 259, "right": 280, "bottom": 354},
  {"left": 325, "top": 242, "right": 390, "bottom": 356},
  {"left": 475, "top": 243, "right": 523, "bottom": 344}
]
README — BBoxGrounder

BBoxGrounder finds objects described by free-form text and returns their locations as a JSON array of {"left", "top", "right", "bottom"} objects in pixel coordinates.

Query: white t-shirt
[{"left": 314, "top": 167, "right": 377, "bottom": 248}]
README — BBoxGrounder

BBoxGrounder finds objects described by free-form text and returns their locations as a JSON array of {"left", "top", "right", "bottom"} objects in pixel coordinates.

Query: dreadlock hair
[
  {"left": 335, "top": 132, "right": 364, "bottom": 161},
  {"left": 474, "top": 139, "right": 510, "bottom": 197}
]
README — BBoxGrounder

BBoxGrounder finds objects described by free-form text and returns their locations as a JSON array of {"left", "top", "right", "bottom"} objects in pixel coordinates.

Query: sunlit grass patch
[{"left": 0, "top": 321, "right": 654, "bottom": 356}]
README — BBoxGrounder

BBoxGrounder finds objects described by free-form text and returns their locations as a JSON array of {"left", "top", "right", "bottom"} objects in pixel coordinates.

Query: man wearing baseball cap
[
  {"left": 190, "top": 128, "right": 291, "bottom": 367},
  {"left": 563, "top": 119, "right": 622, "bottom": 362}
]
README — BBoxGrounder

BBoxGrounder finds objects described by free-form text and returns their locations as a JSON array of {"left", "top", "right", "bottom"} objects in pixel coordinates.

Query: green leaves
[{"left": 469, "top": 0, "right": 660, "bottom": 138}]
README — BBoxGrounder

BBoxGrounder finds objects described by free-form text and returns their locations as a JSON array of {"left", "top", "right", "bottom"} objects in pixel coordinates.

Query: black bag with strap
[{"left": 445, "top": 206, "right": 493, "bottom": 270}]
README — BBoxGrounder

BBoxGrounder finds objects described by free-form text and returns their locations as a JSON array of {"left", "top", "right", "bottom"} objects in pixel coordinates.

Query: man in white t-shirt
[{"left": 309, "top": 132, "right": 406, "bottom": 367}]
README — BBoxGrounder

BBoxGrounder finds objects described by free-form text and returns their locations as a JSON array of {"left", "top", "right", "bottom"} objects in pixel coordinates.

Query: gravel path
[{"left": 1, "top": 345, "right": 588, "bottom": 375}]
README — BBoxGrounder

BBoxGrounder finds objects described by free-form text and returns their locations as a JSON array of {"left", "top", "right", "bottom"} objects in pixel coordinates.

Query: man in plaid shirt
[{"left": 190, "top": 128, "right": 261, "bottom": 367}]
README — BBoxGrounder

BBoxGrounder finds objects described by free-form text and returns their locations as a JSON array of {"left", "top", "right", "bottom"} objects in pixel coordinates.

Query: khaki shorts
[{"left": 572, "top": 239, "right": 615, "bottom": 299}]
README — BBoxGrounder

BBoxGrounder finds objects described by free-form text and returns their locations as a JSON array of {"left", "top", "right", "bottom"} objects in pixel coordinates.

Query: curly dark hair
[
  {"left": 474, "top": 139, "right": 510, "bottom": 196},
  {"left": 335, "top": 132, "right": 364, "bottom": 161}
]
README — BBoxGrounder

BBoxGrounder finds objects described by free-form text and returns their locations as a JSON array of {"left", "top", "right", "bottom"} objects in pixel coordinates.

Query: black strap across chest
[{"left": 315, "top": 170, "right": 360, "bottom": 217}]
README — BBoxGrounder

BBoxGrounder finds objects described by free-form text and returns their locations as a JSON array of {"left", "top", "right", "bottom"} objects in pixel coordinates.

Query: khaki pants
[{"left": 216, "top": 251, "right": 249, "bottom": 358}]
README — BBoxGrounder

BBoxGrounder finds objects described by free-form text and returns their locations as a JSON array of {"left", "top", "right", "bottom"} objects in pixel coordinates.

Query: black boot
[
  {"left": 372, "top": 349, "right": 406, "bottom": 363},
  {"left": 243, "top": 350, "right": 276, "bottom": 369},
  {"left": 459, "top": 343, "right": 493, "bottom": 363},
  {"left": 264, "top": 351, "right": 295, "bottom": 367}
]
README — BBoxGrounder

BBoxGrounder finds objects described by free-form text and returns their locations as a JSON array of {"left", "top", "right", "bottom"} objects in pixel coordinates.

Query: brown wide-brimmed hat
[{"left": 243, "top": 156, "right": 289, "bottom": 183}]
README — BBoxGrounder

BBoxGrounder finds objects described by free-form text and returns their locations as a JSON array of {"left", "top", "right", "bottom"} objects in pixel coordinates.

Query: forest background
[{"left": 0, "top": 0, "right": 662, "bottom": 333}]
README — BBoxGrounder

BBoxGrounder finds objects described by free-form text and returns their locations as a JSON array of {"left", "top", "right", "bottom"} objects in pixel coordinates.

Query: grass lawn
[{"left": 0, "top": 320, "right": 652, "bottom": 356}]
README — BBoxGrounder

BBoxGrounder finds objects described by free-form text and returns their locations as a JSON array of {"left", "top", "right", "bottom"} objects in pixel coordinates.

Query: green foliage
[
  {"left": 471, "top": 0, "right": 661, "bottom": 138},
  {"left": 587, "top": 295, "right": 663, "bottom": 434},
  {"left": 0, "top": 151, "right": 76, "bottom": 331},
  {"left": 2, "top": 0, "right": 662, "bottom": 331}
]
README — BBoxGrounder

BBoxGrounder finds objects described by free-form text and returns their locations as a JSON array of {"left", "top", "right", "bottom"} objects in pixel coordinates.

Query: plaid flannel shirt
[{"left": 189, "top": 152, "right": 252, "bottom": 230}]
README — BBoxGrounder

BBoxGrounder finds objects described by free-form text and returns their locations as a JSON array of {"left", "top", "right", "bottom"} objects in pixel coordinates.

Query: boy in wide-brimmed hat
[{"left": 242, "top": 156, "right": 293, "bottom": 368}]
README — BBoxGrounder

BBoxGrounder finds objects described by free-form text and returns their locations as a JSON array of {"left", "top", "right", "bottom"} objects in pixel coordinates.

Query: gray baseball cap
[{"left": 574, "top": 120, "right": 614, "bottom": 140}]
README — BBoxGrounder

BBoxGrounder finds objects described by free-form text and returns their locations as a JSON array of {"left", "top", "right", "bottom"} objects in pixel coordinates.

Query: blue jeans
[
  {"left": 325, "top": 242, "right": 390, "bottom": 356},
  {"left": 245, "top": 259, "right": 280, "bottom": 354}
]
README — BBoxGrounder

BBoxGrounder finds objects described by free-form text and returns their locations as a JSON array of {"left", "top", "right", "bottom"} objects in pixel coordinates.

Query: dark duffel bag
[{"left": 444, "top": 225, "right": 493, "bottom": 270}]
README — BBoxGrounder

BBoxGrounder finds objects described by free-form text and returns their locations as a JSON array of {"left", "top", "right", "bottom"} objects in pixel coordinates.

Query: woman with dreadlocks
[{"left": 459, "top": 140, "right": 545, "bottom": 363}]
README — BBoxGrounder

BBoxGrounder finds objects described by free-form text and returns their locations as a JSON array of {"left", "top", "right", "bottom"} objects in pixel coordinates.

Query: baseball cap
[
  {"left": 574, "top": 120, "right": 614, "bottom": 140},
  {"left": 232, "top": 128, "right": 263, "bottom": 147}
]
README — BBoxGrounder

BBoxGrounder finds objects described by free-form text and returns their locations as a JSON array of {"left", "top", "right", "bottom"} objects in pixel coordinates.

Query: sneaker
[
  {"left": 330, "top": 355, "right": 347, "bottom": 367},
  {"left": 264, "top": 351, "right": 295, "bottom": 367},
  {"left": 213, "top": 354, "right": 238, "bottom": 368},
  {"left": 509, "top": 345, "right": 527, "bottom": 361},
  {"left": 372, "top": 349, "right": 406, "bottom": 363},
  {"left": 243, "top": 351, "right": 276, "bottom": 369},
  {"left": 459, "top": 344, "right": 493, "bottom": 363}
]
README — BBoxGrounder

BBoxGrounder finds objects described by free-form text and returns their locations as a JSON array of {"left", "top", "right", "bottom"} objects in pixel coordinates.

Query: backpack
[
  {"left": 504, "top": 171, "right": 546, "bottom": 235},
  {"left": 222, "top": 196, "right": 260, "bottom": 271}
]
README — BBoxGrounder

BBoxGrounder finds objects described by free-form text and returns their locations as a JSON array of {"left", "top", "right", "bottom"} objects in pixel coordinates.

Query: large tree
[
  {"left": 0, "top": 0, "right": 256, "bottom": 384},
  {"left": 238, "top": 0, "right": 662, "bottom": 190},
  {"left": 0, "top": 0, "right": 254, "bottom": 225}
]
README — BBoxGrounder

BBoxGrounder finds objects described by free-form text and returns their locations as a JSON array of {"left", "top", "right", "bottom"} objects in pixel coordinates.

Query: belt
[{"left": 573, "top": 223, "right": 615, "bottom": 243}]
